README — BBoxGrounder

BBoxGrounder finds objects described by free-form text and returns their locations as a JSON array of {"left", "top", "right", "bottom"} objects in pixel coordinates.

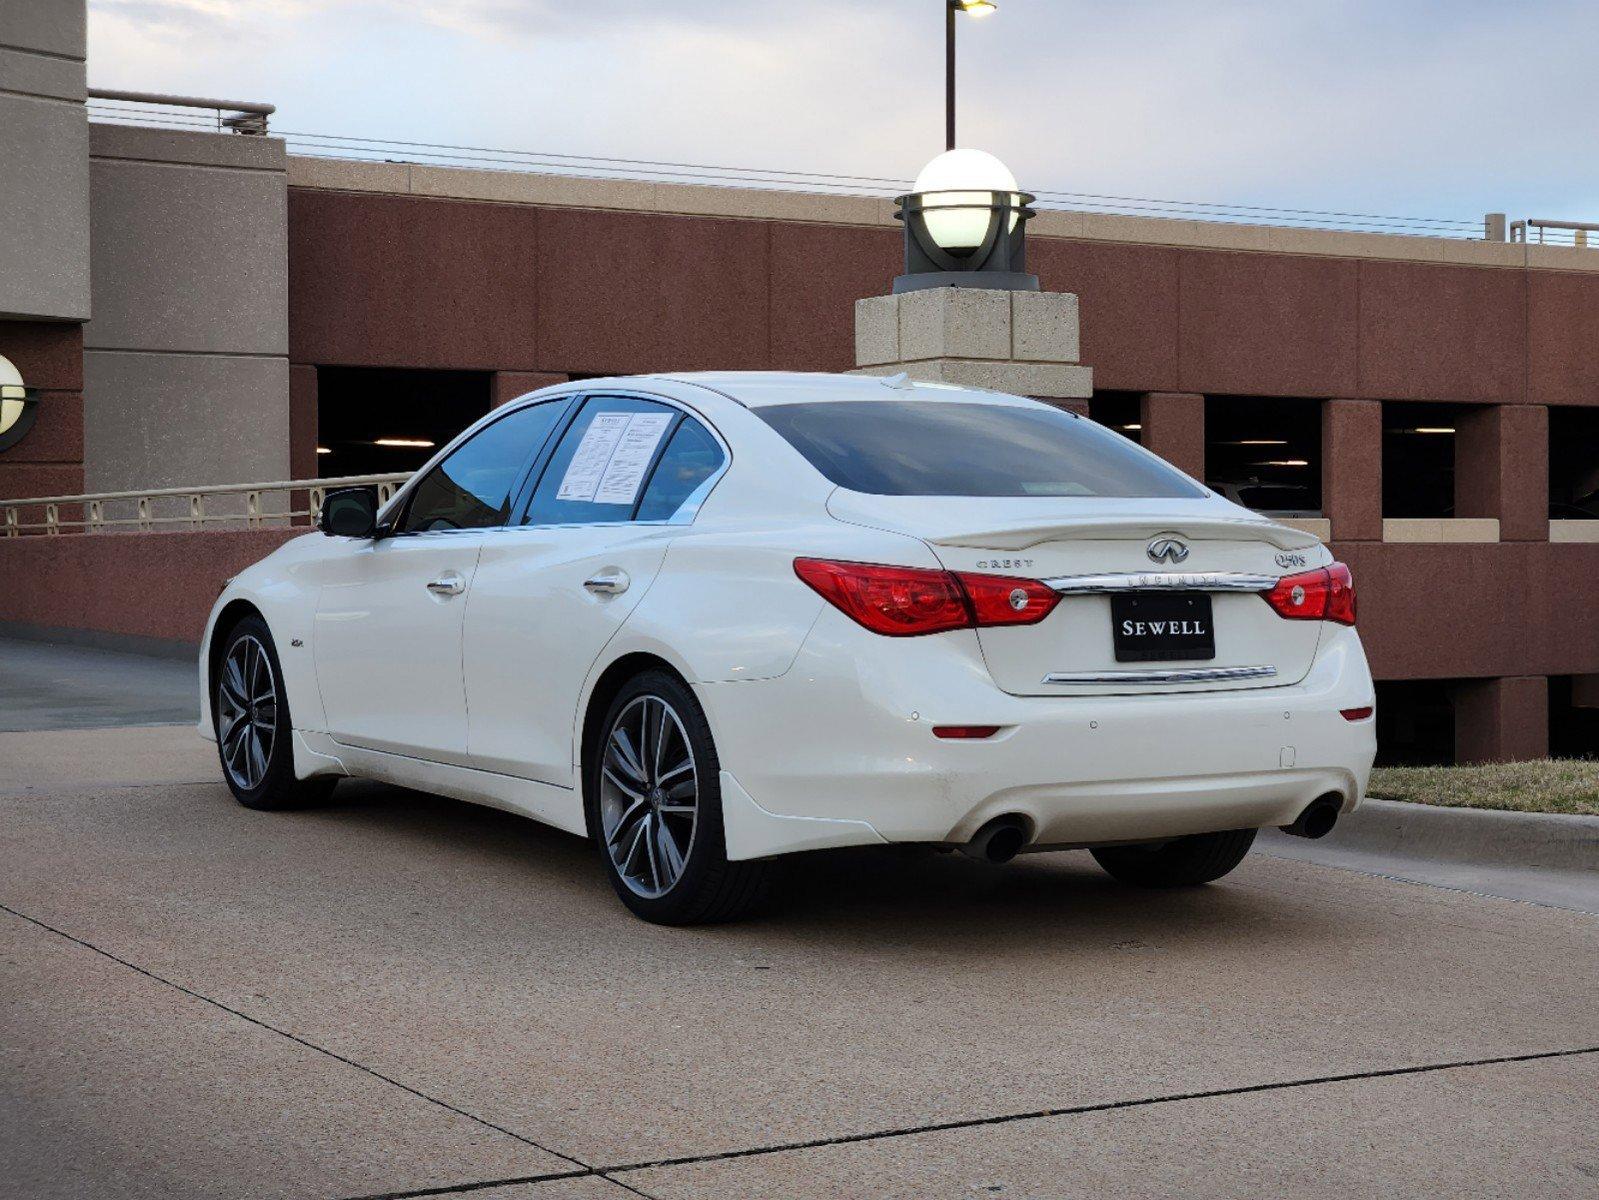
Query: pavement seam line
[
  {"left": 325, "top": 1042, "right": 1599, "bottom": 1200},
  {"left": 0, "top": 900, "right": 595, "bottom": 1178}
]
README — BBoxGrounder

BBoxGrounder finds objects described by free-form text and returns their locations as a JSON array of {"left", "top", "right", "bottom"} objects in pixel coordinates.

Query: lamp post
[
  {"left": 0, "top": 355, "right": 39, "bottom": 453},
  {"left": 946, "top": 0, "right": 996, "bottom": 151}
]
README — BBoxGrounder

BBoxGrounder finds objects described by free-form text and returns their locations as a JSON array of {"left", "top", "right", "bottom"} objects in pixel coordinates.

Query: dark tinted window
[
  {"left": 757, "top": 400, "right": 1205, "bottom": 498},
  {"left": 636, "top": 418, "right": 723, "bottom": 521},
  {"left": 399, "top": 401, "right": 565, "bottom": 533},
  {"left": 523, "top": 396, "right": 678, "bottom": 526}
]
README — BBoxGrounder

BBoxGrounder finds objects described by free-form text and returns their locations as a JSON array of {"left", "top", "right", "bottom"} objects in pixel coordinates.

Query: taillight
[
  {"left": 952, "top": 572, "right": 1061, "bottom": 627},
  {"left": 794, "top": 558, "right": 1062, "bottom": 637},
  {"left": 794, "top": 558, "right": 970, "bottom": 636},
  {"left": 1261, "top": 562, "right": 1356, "bottom": 626}
]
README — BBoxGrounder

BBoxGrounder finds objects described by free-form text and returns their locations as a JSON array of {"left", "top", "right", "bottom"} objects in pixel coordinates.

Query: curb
[{"left": 1275, "top": 797, "right": 1599, "bottom": 874}]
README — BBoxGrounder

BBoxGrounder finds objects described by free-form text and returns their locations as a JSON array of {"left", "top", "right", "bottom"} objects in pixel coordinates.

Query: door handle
[
  {"left": 583, "top": 570, "right": 630, "bottom": 596},
  {"left": 426, "top": 573, "right": 466, "bottom": 596}
]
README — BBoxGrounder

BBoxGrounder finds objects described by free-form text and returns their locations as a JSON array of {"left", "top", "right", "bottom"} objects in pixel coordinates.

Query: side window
[
  {"left": 522, "top": 396, "right": 678, "bottom": 526},
  {"left": 636, "top": 418, "right": 725, "bottom": 522},
  {"left": 399, "top": 401, "right": 566, "bottom": 533}
]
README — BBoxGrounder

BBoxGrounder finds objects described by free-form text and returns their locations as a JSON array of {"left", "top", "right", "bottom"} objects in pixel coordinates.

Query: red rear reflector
[
  {"left": 795, "top": 558, "right": 1063, "bottom": 637},
  {"left": 954, "top": 572, "right": 1062, "bottom": 627},
  {"left": 932, "top": 725, "right": 1001, "bottom": 739},
  {"left": 1261, "top": 562, "right": 1356, "bottom": 626},
  {"left": 794, "top": 558, "right": 969, "bottom": 636},
  {"left": 1340, "top": 706, "right": 1374, "bottom": 721}
]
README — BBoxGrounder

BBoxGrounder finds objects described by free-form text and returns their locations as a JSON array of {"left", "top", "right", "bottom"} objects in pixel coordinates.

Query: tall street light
[{"left": 946, "top": 0, "right": 996, "bottom": 150}]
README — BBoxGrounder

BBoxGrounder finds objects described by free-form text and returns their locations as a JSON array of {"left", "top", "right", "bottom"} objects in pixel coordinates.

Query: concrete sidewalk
[
  {"left": 2, "top": 725, "right": 1596, "bottom": 1199},
  {"left": 1262, "top": 797, "right": 1599, "bottom": 915},
  {"left": 0, "top": 635, "right": 197, "bottom": 732}
]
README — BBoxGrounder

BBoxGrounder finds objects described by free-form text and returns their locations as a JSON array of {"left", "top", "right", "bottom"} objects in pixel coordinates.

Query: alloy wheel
[
  {"left": 599, "top": 694, "right": 699, "bottom": 898},
  {"left": 218, "top": 634, "right": 277, "bottom": 791}
]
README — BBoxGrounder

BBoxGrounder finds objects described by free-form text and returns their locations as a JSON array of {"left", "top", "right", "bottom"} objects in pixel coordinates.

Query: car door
[
  {"left": 313, "top": 398, "right": 570, "bottom": 765},
  {"left": 463, "top": 394, "right": 728, "bottom": 784}
]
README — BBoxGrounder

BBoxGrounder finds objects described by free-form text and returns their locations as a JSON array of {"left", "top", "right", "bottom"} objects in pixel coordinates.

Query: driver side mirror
[{"left": 319, "top": 486, "right": 379, "bottom": 538}]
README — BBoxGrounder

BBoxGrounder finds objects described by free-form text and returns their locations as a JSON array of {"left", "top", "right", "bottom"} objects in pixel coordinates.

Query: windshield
[{"left": 756, "top": 400, "right": 1207, "bottom": 499}]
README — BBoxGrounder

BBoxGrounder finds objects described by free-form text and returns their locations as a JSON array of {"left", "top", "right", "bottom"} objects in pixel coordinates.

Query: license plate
[{"left": 1111, "top": 592, "right": 1215, "bottom": 663}]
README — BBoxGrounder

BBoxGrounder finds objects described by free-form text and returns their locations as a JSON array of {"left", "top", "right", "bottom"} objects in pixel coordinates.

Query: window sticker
[
  {"left": 594, "top": 412, "right": 673, "bottom": 504},
  {"left": 556, "top": 413, "right": 630, "bottom": 501},
  {"left": 555, "top": 411, "right": 673, "bottom": 505}
]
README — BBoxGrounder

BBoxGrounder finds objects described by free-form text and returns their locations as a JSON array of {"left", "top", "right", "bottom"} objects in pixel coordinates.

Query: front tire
[
  {"left": 1091, "top": 828, "right": 1256, "bottom": 888},
  {"left": 586, "top": 670, "right": 770, "bottom": 925},
  {"left": 214, "top": 616, "right": 335, "bottom": 811}
]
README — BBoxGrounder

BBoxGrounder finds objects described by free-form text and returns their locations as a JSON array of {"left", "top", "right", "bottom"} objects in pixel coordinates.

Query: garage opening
[
  {"left": 1374, "top": 679, "right": 1456, "bottom": 766},
  {"left": 1089, "top": 392, "right": 1143, "bottom": 446},
  {"left": 316, "top": 367, "right": 493, "bottom": 478},
  {"left": 1204, "top": 395, "right": 1321, "bottom": 517},
  {"left": 1550, "top": 676, "right": 1599, "bottom": 759},
  {"left": 1382, "top": 402, "right": 1464, "bottom": 518},
  {"left": 1549, "top": 408, "right": 1599, "bottom": 520}
]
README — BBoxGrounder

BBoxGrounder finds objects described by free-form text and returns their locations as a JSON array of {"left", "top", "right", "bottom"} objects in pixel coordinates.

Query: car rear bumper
[{"left": 700, "top": 611, "right": 1377, "bottom": 861}]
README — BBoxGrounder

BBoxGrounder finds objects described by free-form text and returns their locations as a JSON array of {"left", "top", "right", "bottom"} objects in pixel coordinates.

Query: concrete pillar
[
  {"left": 1452, "top": 676, "right": 1548, "bottom": 764},
  {"left": 0, "top": 0, "right": 89, "bottom": 322},
  {"left": 1322, "top": 398, "right": 1383, "bottom": 541},
  {"left": 493, "top": 371, "right": 568, "bottom": 408},
  {"left": 1140, "top": 392, "right": 1204, "bottom": 479},
  {"left": 1455, "top": 404, "right": 1548, "bottom": 541},
  {"left": 288, "top": 365, "right": 319, "bottom": 482},
  {"left": 83, "top": 124, "right": 289, "bottom": 491},
  {"left": 852, "top": 287, "right": 1092, "bottom": 401}
]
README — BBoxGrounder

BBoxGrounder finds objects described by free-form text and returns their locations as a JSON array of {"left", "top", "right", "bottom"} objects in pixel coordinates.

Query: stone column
[
  {"left": 288, "top": 365, "right": 320, "bottom": 482},
  {"left": 1322, "top": 398, "right": 1383, "bottom": 541},
  {"left": 493, "top": 371, "right": 569, "bottom": 408},
  {"left": 852, "top": 287, "right": 1092, "bottom": 403},
  {"left": 1140, "top": 392, "right": 1205, "bottom": 479},
  {"left": 1455, "top": 404, "right": 1548, "bottom": 541},
  {"left": 1452, "top": 676, "right": 1549, "bottom": 764}
]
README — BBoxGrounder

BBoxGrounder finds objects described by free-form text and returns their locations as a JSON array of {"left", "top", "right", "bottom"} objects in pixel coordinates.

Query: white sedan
[{"left": 199, "top": 372, "right": 1376, "bottom": 923}]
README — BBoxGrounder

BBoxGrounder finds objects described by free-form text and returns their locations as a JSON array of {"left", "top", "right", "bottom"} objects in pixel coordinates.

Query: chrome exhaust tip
[
  {"left": 1281, "top": 795, "right": 1341, "bottom": 840},
  {"left": 962, "top": 815, "right": 1031, "bottom": 864}
]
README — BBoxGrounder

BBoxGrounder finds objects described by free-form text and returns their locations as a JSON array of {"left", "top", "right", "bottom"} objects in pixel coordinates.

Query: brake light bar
[
  {"left": 794, "top": 558, "right": 1061, "bottom": 637},
  {"left": 1261, "top": 562, "right": 1356, "bottom": 626}
]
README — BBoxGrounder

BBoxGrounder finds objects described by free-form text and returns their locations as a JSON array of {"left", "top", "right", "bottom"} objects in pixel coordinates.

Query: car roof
[{"left": 651, "top": 371, "right": 1040, "bottom": 410}]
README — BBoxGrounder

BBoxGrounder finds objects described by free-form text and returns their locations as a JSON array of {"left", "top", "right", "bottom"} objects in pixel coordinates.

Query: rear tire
[
  {"left": 214, "top": 616, "right": 337, "bottom": 812},
  {"left": 586, "top": 670, "right": 770, "bottom": 925},
  {"left": 1091, "top": 828, "right": 1256, "bottom": 888}
]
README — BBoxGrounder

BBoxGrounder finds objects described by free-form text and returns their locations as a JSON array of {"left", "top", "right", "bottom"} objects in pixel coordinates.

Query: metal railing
[
  {"left": 1510, "top": 219, "right": 1598, "bottom": 248},
  {"left": 78, "top": 93, "right": 1596, "bottom": 246},
  {"left": 2, "top": 474, "right": 408, "bottom": 537},
  {"left": 279, "top": 128, "right": 1491, "bottom": 239},
  {"left": 87, "top": 87, "right": 275, "bottom": 135}
]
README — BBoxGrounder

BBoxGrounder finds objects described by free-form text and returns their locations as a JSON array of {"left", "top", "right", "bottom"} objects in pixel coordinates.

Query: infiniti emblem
[{"left": 1147, "top": 535, "right": 1190, "bottom": 565}]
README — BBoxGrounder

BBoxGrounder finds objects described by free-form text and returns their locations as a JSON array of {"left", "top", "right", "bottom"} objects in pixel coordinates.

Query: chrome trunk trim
[
  {"left": 1043, "top": 571, "right": 1279, "bottom": 594},
  {"left": 1040, "top": 665, "right": 1279, "bottom": 686}
]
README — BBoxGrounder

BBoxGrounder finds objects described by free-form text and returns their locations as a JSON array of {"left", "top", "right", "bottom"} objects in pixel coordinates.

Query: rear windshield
[{"left": 757, "top": 400, "right": 1207, "bottom": 498}]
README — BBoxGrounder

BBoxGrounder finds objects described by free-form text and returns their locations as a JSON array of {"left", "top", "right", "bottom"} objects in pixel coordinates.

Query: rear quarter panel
[{"left": 611, "top": 519, "right": 946, "bottom": 685}]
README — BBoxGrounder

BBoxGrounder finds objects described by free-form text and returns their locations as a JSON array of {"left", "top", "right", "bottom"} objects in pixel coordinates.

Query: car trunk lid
[{"left": 828, "top": 492, "right": 1328, "bottom": 697}]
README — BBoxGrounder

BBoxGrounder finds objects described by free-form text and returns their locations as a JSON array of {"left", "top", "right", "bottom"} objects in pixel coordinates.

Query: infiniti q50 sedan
[{"left": 199, "top": 372, "right": 1377, "bottom": 923}]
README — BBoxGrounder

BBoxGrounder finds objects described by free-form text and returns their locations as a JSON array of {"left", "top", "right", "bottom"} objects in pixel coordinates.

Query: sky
[{"left": 85, "top": 0, "right": 1599, "bottom": 227}]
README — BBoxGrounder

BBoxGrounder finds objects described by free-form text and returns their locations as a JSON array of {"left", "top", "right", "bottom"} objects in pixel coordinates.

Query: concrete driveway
[{"left": 2, "top": 722, "right": 1596, "bottom": 1199}]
